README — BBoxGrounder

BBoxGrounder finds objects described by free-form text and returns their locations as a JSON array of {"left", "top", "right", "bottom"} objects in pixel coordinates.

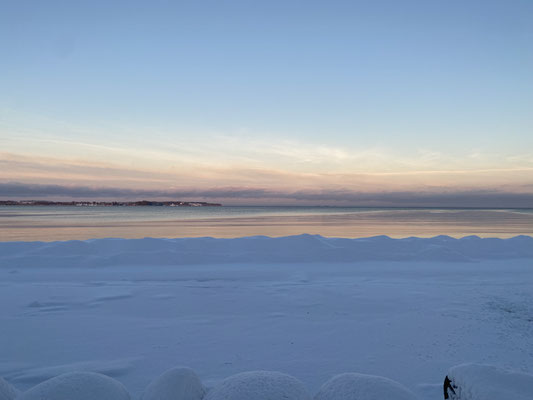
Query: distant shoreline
[
  {"left": 1, "top": 202, "right": 532, "bottom": 210},
  {"left": 0, "top": 200, "right": 222, "bottom": 207}
]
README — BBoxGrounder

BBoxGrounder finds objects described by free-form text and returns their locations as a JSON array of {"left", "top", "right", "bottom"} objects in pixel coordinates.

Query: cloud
[
  {"left": 3, "top": 150, "right": 533, "bottom": 195},
  {"left": 1, "top": 181, "right": 533, "bottom": 207}
]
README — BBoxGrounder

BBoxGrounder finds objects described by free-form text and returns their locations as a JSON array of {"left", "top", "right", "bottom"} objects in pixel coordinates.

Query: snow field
[
  {"left": 447, "top": 363, "right": 533, "bottom": 400},
  {"left": 315, "top": 373, "right": 417, "bottom": 400},
  {"left": 141, "top": 367, "right": 205, "bottom": 400},
  {"left": 204, "top": 371, "right": 310, "bottom": 400},
  {"left": 1, "top": 235, "right": 532, "bottom": 399},
  {"left": 4, "top": 365, "right": 533, "bottom": 400},
  {"left": 0, "top": 377, "right": 19, "bottom": 400},
  {"left": 16, "top": 372, "right": 130, "bottom": 400}
]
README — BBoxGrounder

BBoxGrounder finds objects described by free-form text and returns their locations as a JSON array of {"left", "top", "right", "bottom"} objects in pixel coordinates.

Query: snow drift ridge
[{"left": 1, "top": 234, "right": 532, "bottom": 268}]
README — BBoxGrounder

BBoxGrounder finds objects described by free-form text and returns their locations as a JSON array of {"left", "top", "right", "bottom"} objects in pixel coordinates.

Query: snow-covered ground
[
  {"left": 1, "top": 235, "right": 532, "bottom": 399},
  {"left": 446, "top": 363, "right": 533, "bottom": 400}
]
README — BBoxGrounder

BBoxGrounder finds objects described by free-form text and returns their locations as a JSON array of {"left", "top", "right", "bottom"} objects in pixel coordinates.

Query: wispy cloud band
[{"left": 1, "top": 181, "right": 533, "bottom": 208}]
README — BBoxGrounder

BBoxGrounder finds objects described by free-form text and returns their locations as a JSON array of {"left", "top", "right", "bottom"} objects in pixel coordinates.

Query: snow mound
[
  {"left": 204, "top": 371, "right": 311, "bottom": 400},
  {"left": 141, "top": 367, "right": 205, "bottom": 400},
  {"left": 447, "top": 363, "right": 533, "bottom": 400},
  {"left": 17, "top": 371, "right": 131, "bottom": 400},
  {"left": 7, "top": 358, "right": 137, "bottom": 385},
  {"left": 314, "top": 373, "right": 417, "bottom": 400},
  {"left": 2, "top": 235, "right": 533, "bottom": 268},
  {"left": 0, "top": 377, "right": 19, "bottom": 400}
]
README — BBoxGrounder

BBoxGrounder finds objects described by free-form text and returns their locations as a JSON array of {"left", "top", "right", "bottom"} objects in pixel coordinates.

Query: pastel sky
[{"left": 1, "top": 0, "right": 532, "bottom": 206}]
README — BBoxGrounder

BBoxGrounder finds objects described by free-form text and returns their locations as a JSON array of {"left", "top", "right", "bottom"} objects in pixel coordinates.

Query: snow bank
[
  {"left": 17, "top": 371, "right": 131, "bottom": 400},
  {"left": 204, "top": 371, "right": 311, "bottom": 400},
  {"left": 0, "top": 377, "right": 19, "bottom": 400},
  {"left": 141, "top": 367, "right": 205, "bottom": 400},
  {"left": 447, "top": 363, "right": 533, "bottom": 400},
  {"left": 1, "top": 234, "right": 532, "bottom": 268},
  {"left": 314, "top": 373, "right": 417, "bottom": 400},
  {"left": 7, "top": 366, "right": 533, "bottom": 400},
  {"left": 5, "top": 358, "right": 138, "bottom": 385}
]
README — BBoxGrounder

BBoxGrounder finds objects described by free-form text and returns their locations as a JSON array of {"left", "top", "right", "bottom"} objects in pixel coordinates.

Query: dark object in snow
[
  {"left": 446, "top": 363, "right": 533, "bottom": 400},
  {"left": 444, "top": 375, "right": 456, "bottom": 399}
]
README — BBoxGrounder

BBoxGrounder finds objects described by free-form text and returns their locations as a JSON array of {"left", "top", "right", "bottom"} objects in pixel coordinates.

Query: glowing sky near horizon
[{"left": 1, "top": 0, "right": 532, "bottom": 205}]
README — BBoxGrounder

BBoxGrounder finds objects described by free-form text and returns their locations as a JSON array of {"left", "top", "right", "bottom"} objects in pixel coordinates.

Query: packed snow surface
[
  {"left": 447, "top": 363, "right": 533, "bottom": 400},
  {"left": 1, "top": 235, "right": 532, "bottom": 400},
  {"left": 315, "top": 373, "right": 417, "bottom": 400},
  {"left": 141, "top": 367, "right": 205, "bottom": 400},
  {"left": 0, "top": 377, "right": 19, "bottom": 400},
  {"left": 1, "top": 234, "right": 533, "bottom": 268},
  {"left": 204, "top": 371, "right": 310, "bottom": 400},
  {"left": 17, "top": 372, "right": 130, "bottom": 400}
]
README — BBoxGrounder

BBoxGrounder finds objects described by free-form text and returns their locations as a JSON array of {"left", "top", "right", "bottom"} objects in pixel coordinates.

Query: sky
[{"left": 1, "top": 0, "right": 532, "bottom": 206}]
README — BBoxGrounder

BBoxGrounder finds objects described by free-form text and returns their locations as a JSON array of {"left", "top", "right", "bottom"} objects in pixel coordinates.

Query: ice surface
[
  {"left": 204, "top": 371, "right": 310, "bottom": 400},
  {"left": 447, "top": 363, "right": 533, "bottom": 400},
  {"left": 315, "top": 373, "right": 417, "bottom": 400},
  {"left": 0, "top": 235, "right": 532, "bottom": 400},
  {"left": 0, "top": 377, "right": 19, "bottom": 400},
  {"left": 141, "top": 367, "right": 205, "bottom": 400},
  {"left": 17, "top": 371, "right": 131, "bottom": 400}
]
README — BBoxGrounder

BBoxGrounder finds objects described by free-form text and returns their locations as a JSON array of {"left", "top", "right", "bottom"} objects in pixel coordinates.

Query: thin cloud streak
[
  {"left": 3, "top": 152, "right": 533, "bottom": 192},
  {"left": 1, "top": 182, "right": 533, "bottom": 208}
]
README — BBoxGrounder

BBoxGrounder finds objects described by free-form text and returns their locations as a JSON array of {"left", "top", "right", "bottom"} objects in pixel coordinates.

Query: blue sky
[{"left": 1, "top": 0, "right": 532, "bottom": 205}]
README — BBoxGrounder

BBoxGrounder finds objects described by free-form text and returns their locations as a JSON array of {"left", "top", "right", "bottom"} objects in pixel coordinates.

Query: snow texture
[
  {"left": 1, "top": 235, "right": 533, "bottom": 400},
  {"left": 0, "top": 377, "right": 18, "bottom": 400},
  {"left": 17, "top": 372, "right": 131, "bottom": 400},
  {"left": 141, "top": 367, "right": 205, "bottom": 400},
  {"left": 314, "top": 373, "right": 417, "bottom": 400},
  {"left": 447, "top": 363, "right": 533, "bottom": 400},
  {"left": 4, "top": 359, "right": 138, "bottom": 385},
  {"left": 204, "top": 371, "right": 311, "bottom": 400},
  {"left": 1, "top": 234, "right": 533, "bottom": 268}
]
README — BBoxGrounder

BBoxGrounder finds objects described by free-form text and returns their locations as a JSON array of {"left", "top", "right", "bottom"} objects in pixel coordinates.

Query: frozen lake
[{"left": 1, "top": 205, "right": 533, "bottom": 241}]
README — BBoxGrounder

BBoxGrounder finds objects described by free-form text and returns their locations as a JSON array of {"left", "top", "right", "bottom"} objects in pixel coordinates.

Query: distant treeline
[{"left": 0, "top": 200, "right": 222, "bottom": 207}]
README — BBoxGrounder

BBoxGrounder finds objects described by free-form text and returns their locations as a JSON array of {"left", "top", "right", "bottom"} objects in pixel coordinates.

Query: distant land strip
[{"left": 0, "top": 200, "right": 222, "bottom": 207}]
